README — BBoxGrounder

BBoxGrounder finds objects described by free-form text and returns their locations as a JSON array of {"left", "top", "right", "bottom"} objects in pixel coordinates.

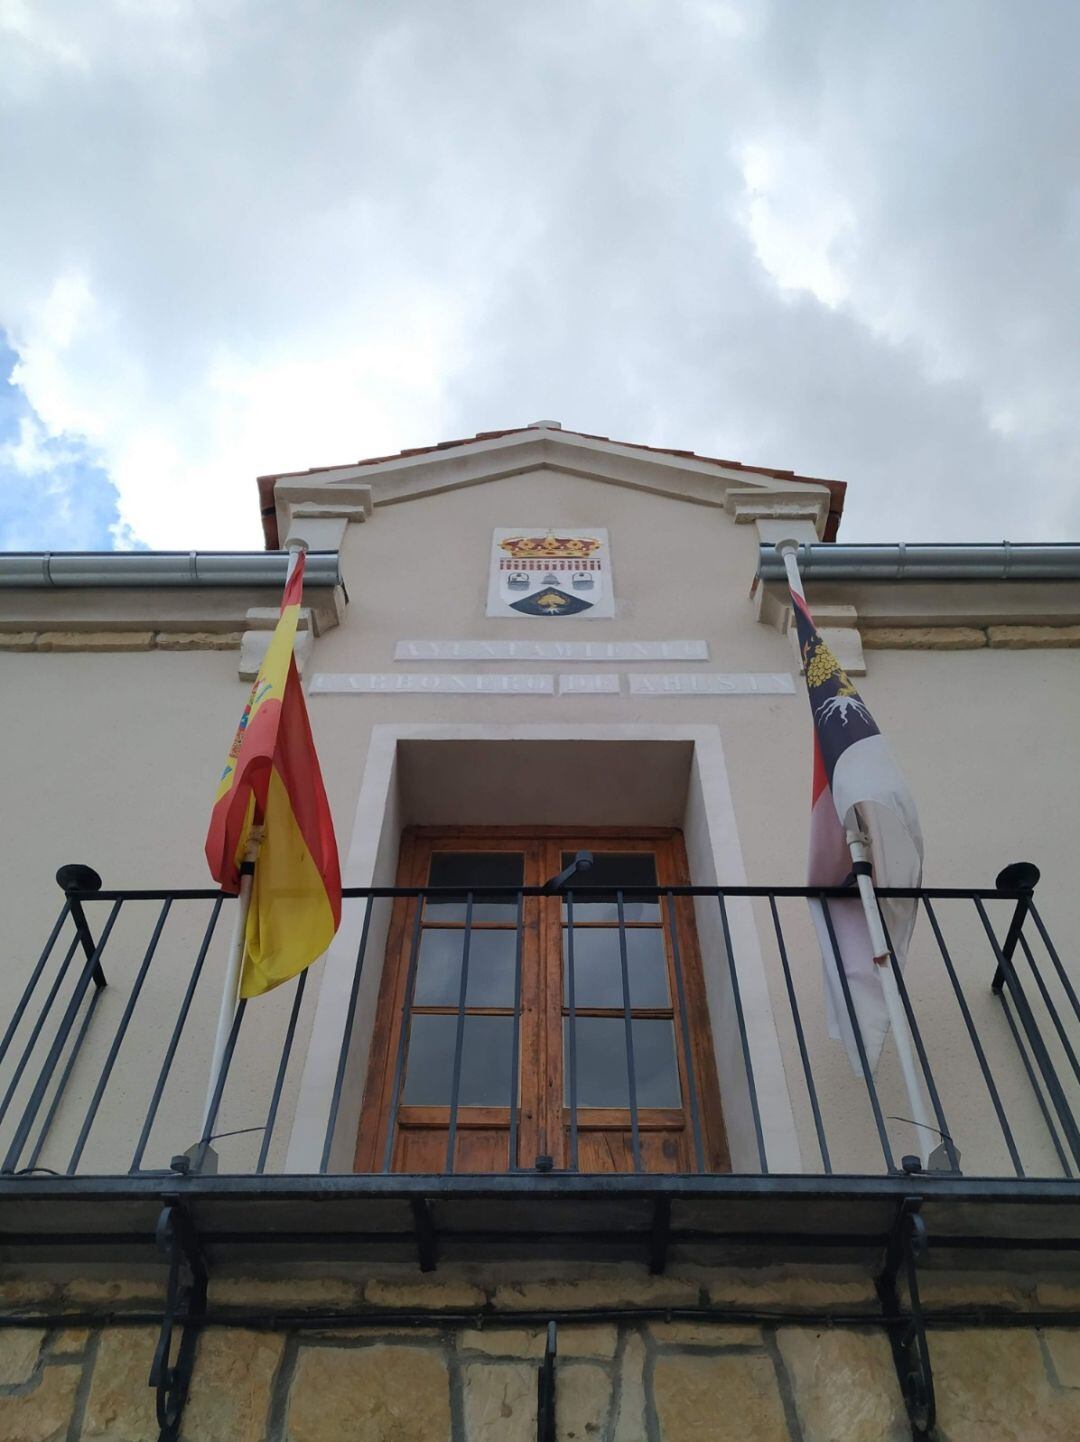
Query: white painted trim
[{"left": 285, "top": 722, "right": 802, "bottom": 1174}]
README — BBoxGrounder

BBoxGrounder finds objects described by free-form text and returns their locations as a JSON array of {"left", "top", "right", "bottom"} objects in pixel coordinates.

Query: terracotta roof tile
[{"left": 258, "top": 426, "right": 845, "bottom": 547}]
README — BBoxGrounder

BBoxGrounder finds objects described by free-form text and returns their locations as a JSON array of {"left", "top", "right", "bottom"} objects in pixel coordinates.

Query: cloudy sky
[{"left": 1, "top": 1, "right": 1077, "bottom": 552}]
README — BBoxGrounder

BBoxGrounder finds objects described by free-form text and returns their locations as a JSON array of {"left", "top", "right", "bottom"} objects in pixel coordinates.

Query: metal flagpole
[
  {"left": 777, "top": 539, "right": 933, "bottom": 1168},
  {"left": 202, "top": 540, "right": 306, "bottom": 1136},
  {"left": 202, "top": 825, "right": 262, "bottom": 1132}
]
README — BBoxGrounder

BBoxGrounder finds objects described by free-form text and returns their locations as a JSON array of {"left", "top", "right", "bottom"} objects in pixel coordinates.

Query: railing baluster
[
  {"left": 24, "top": 986, "right": 104, "bottom": 1172},
  {"left": 67, "top": 899, "right": 173, "bottom": 1175},
  {"left": 616, "top": 891, "right": 642, "bottom": 1174},
  {"left": 1, "top": 900, "right": 122, "bottom": 1175},
  {"left": 507, "top": 891, "right": 524, "bottom": 1173},
  {"left": 129, "top": 897, "right": 224, "bottom": 1174},
  {"left": 976, "top": 896, "right": 1080, "bottom": 1170},
  {"left": 320, "top": 897, "right": 374, "bottom": 1173},
  {"left": 0, "top": 902, "right": 71, "bottom": 1072},
  {"left": 565, "top": 891, "right": 579, "bottom": 1173},
  {"left": 1016, "top": 932, "right": 1080, "bottom": 1087},
  {"left": 921, "top": 897, "right": 1023, "bottom": 1177},
  {"left": 876, "top": 906, "right": 960, "bottom": 1172},
  {"left": 0, "top": 933, "right": 81, "bottom": 1132},
  {"left": 193, "top": 999, "right": 246, "bottom": 1173},
  {"left": 998, "top": 993, "right": 1071, "bottom": 1177},
  {"left": 667, "top": 890, "right": 705, "bottom": 1174},
  {"left": 817, "top": 895, "right": 894, "bottom": 1174},
  {"left": 769, "top": 896, "right": 831, "bottom": 1174},
  {"left": 382, "top": 898, "right": 425, "bottom": 1174},
  {"left": 1028, "top": 902, "right": 1080, "bottom": 1023},
  {"left": 444, "top": 892, "right": 474, "bottom": 1175},
  {"left": 257, "top": 970, "right": 308, "bottom": 1174},
  {"left": 716, "top": 894, "right": 768, "bottom": 1174}
]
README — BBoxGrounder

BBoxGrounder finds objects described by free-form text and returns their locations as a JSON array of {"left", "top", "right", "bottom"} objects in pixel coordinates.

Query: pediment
[{"left": 261, "top": 425, "right": 842, "bottom": 547}]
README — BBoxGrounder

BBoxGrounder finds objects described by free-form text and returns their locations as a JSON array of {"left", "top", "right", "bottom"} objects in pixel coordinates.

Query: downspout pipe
[
  {"left": 0, "top": 551, "right": 342, "bottom": 589},
  {"left": 757, "top": 542, "right": 1080, "bottom": 583}
]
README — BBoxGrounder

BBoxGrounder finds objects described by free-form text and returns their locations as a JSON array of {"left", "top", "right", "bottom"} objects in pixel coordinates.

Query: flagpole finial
[{"left": 775, "top": 538, "right": 802, "bottom": 560}]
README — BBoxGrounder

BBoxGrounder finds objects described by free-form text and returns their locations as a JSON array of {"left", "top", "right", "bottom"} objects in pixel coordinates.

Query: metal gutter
[
  {"left": 0, "top": 551, "right": 342, "bottom": 589},
  {"left": 757, "top": 542, "right": 1080, "bottom": 583}
]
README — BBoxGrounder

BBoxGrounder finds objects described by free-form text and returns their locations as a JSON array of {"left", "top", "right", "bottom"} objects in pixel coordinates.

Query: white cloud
[{"left": 1, "top": 0, "right": 1078, "bottom": 548}]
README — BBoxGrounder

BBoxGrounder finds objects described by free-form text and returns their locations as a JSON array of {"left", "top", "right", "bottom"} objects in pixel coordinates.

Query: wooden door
[{"left": 354, "top": 827, "right": 728, "bottom": 1174}]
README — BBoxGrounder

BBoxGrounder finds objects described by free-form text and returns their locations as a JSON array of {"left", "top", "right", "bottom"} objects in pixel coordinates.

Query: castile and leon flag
[
  {"left": 205, "top": 552, "right": 341, "bottom": 998},
  {"left": 790, "top": 589, "right": 923, "bottom": 1073}
]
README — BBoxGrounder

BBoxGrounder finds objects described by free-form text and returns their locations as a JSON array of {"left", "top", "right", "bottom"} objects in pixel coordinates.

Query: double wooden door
[{"left": 355, "top": 827, "right": 727, "bottom": 1174}]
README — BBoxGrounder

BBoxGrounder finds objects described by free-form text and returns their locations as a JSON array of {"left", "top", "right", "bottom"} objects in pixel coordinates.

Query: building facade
[{"left": 0, "top": 420, "right": 1078, "bottom": 1439}]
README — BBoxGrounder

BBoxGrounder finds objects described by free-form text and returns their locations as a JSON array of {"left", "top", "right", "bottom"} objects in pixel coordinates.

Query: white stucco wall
[{"left": 1, "top": 457, "right": 1078, "bottom": 1179}]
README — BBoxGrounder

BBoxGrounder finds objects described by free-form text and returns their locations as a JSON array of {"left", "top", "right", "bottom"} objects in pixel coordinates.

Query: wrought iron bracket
[
  {"left": 876, "top": 1195, "right": 935, "bottom": 1438},
  {"left": 536, "top": 1320, "right": 557, "bottom": 1442},
  {"left": 411, "top": 1196, "right": 438, "bottom": 1272},
  {"left": 150, "top": 1195, "right": 208, "bottom": 1442},
  {"left": 649, "top": 1195, "right": 671, "bottom": 1274}
]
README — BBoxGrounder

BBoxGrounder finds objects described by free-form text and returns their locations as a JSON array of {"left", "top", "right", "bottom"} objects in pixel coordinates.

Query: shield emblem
[{"left": 509, "top": 586, "right": 594, "bottom": 617}]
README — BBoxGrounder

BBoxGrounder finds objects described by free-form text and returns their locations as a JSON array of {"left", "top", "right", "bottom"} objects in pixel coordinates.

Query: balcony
[{"left": 0, "top": 869, "right": 1076, "bottom": 1275}]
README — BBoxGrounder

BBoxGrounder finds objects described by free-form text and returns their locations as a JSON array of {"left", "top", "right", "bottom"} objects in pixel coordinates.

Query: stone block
[
  {"left": 931, "top": 1328, "right": 1080, "bottom": 1441},
  {"left": 181, "top": 1329, "right": 284, "bottom": 1442},
  {"left": 861, "top": 627, "right": 987, "bottom": 650},
  {"left": 460, "top": 1324, "right": 616, "bottom": 1359},
  {"left": 210, "top": 1275, "right": 361, "bottom": 1308},
  {"left": 653, "top": 1352, "right": 788, "bottom": 1440},
  {"left": 82, "top": 1327, "right": 160, "bottom": 1440},
  {"left": 648, "top": 1321, "right": 763, "bottom": 1347},
  {"left": 35, "top": 631, "right": 155, "bottom": 652},
  {"left": 493, "top": 1269, "right": 697, "bottom": 1311},
  {"left": 239, "top": 626, "right": 313, "bottom": 680},
  {"left": 557, "top": 1362, "right": 612, "bottom": 1440},
  {"left": 48, "top": 1330, "right": 90, "bottom": 1356},
  {"left": 244, "top": 607, "right": 313, "bottom": 633},
  {"left": 0, "top": 1280, "right": 58, "bottom": 1308},
  {"left": 154, "top": 631, "right": 243, "bottom": 650},
  {"left": 462, "top": 1361, "right": 535, "bottom": 1442},
  {"left": 62, "top": 1278, "right": 164, "bottom": 1306},
  {"left": 364, "top": 1276, "right": 486, "bottom": 1309},
  {"left": 915, "top": 1271, "right": 1030, "bottom": 1309},
  {"left": 777, "top": 1328, "right": 907, "bottom": 1442},
  {"left": 1035, "top": 1279, "right": 1080, "bottom": 1308},
  {"left": 708, "top": 1266, "right": 876, "bottom": 1309},
  {"left": 1044, "top": 1329, "right": 1080, "bottom": 1388},
  {"left": 287, "top": 1343, "right": 450, "bottom": 1441},
  {"left": 612, "top": 1333, "right": 646, "bottom": 1442},
  {"left": 0, "top": 1363, "right": 81, "bottom": 1442},
  {"left": 0, "top": 633, "right": 37, "bottom": 651},
  {"left": 0, "top": 1329, "right": 44, "bottom": 1384},
  {"left": 988, "top": 624, "right": 1080, "bottom": 648}
]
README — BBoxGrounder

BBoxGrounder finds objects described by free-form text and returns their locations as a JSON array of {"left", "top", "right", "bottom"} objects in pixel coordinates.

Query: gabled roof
[{"left": 257, "top": 424, "right": 846, "bottom": 548}]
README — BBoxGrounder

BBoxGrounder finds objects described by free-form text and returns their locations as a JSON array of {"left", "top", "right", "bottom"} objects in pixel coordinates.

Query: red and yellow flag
[{"left": 205, "top": 552, "right": 341, "bottom": 998}]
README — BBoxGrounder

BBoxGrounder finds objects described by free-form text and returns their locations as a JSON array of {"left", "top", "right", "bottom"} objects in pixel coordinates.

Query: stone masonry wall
[{"left": 0, "top": 1266, "right": 1078, "bottom": 1441}]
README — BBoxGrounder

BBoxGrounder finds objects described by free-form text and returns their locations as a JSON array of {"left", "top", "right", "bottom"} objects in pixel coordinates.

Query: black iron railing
[{"left": 1, "top": 868, "right": 1077, "bottom": 1180}]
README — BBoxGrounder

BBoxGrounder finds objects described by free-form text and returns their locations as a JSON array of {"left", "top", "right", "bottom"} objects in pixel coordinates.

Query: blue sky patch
[{"left": 0, "top": 334, "right": 139, "bottom": 552}]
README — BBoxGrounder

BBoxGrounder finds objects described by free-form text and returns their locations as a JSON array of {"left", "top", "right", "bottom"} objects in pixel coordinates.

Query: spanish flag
[{"left": 205, "top": 552, "right": 341, "bottom": 997}]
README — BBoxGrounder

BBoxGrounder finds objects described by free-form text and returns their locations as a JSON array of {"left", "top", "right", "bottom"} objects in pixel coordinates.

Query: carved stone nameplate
[
  {"left": 394, "top": 639, "right": 708, "bottom": 662},
  {"left": 558, "top": 674, "right": 620, "bottom": 694},
  {"left": 629, "top": 673, "right": 795, "bottom": 695},
  {"left": 311, "top": 673, "right": 555, "bottom": 695}
]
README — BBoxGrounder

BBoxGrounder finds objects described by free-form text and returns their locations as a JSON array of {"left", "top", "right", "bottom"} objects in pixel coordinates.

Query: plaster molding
[
  {"left": 272, "top": 482, "right": 374, "bottom": 553},
  {"left": 726, "top": 488, "right": 829, "bottom": 533}
]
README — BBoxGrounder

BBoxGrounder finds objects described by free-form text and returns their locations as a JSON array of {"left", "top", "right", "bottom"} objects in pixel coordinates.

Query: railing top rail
[{"left": 63, "top": 883, "right": 1038, "bottom": 903}]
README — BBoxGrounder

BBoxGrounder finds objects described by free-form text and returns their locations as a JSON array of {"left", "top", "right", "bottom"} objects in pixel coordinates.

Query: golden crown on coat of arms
[{"left": 499, "top": 533, "right": 602, "bottom": 560}]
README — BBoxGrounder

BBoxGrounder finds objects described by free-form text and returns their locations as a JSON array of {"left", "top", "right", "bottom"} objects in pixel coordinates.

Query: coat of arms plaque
[{"left": 486, "top": 528, "right": 614, "bottom": 619}]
